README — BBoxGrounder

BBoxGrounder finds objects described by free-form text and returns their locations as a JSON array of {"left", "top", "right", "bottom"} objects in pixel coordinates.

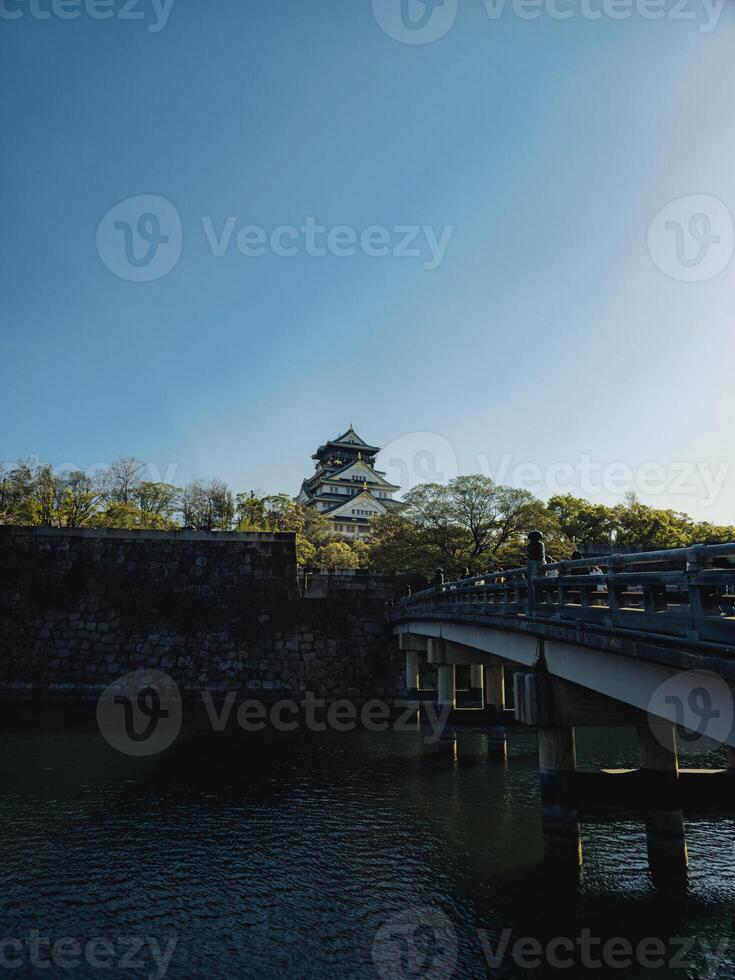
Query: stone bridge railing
[{"left": 391, "top": 533, "right": 735, "bottom": 648}]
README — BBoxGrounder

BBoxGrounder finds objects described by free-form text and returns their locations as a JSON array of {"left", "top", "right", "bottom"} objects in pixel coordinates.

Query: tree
[
  {"left": 449, "top": 476, "right": 535, "bottom": 562},
  {"left": 397, "top": 476, "right": 542, "bottom": 575},
  {"left": 58, "top": 471, "right": 101, "bottom": 527},
  {"left": 181, "top": 478, "right": 235, "bottom": 531},
  {"left": 91, "top": 501, "right": 178, "bottom": 530},
  {"left": 302, "top": 506, "right": 333, "bottom": 548},
  {"left": 236, "top": 491, "right": 266, "bottom": 530},
  {"left": 492, "top": 499, "right": 571, "bottom": 567},
  {"left": 296, "top": 536, "right": 317, "bottom": 567},
  {"left": 234, "top": 492, "right": 336, "bottom": 564},
  {"left": 351, "top": 538, "right": 371, "bottom": 568},
  {"left": 0, "top": 460, "right": 38, "bottom": 525},
  {"left": 104, "top": 457, "right": 145, "bottom": 504},
  {"left": 690, "top": 521, "right": 735, "bottom": 545},
  {"left": 613, "top": 501, "right": 693, "bottom": 550},
  {"left": 237, "top": 492, "right": 306, "bottom": 533},
  {"left": 547, "top": 494, "right": 618, "bottom": 548},
  {"left": 133, "top": 482, "right": 180, "bottom": 523},
  {"left": 29, "top": 466, "right": 101, "bottom": 528},
  {"left": 369, "top": 511, "right": 441, "bottom": 578},
  {"left": 33, "top": 465, "right": 64, "bottom": 526},
  {"left": 316, "top": 540, "right": 359, "bottom": 569}
]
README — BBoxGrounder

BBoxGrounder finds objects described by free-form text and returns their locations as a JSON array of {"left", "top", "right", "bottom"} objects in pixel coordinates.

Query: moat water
[{"left": 1, "top": 718, "right": 734, "bottom": 978}]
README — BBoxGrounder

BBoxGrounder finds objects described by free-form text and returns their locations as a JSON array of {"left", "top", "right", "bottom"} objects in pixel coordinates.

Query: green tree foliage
[
  {"left": 3, "top": 458, "right": 735, "bottom": 574},
  {"left": 0, "top": 462, "right": 101, "bottom": 528},
  {"left": 368, "top": 511, "right": 442, "bottom": 579},
  {"left": 133, "top": 482, "right": 180, "bottom": 523},
  {"left": 236, "top": 492, "right": 340, "bottom": 565},
  {"left": 90, "top": 501, "right": 178, "bottom": 530},
  {"left": 236, "top": 492, "right": 305, "bottom": 533},
  {"left": 613, "top": 501, "right": 693, "bottom": 550},
  {"left": 548, "top": 493, "right": 735, "bottom": 551},
  {"left": 316, "top": 540, "right": 359, "bottom": 569},
  {"left": 547, "top": 494, "right": 618, "bottom": 546},
  {"left": 372, "top": 476, "right": 554, "bottom": 577}
]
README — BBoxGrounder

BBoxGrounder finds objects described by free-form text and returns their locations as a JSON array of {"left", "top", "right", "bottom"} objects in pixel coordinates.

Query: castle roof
[
  {"left": 305, "top": 457, "right": 399, "bottom": 491},
  {"left": 312, "top": 426, "right": 380, "bottom": 460}
]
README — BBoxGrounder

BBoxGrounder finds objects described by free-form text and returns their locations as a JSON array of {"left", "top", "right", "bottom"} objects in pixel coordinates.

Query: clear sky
[{"left": 2, "top": 0, "right": 734, "bottom": 522}]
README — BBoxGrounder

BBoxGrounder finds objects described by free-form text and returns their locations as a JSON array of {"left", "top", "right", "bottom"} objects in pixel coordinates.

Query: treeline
[
  {"left": 368, "top": 477, "right": 735, "bottom": 578},
  {"left": 2, "top": 461, "right": 733, "bottom": 577},
  {"left": 0, "top": 458, "right": 349, "bottom": 568}
]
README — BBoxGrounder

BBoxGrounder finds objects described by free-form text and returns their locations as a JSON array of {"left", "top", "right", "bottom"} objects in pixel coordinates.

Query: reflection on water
[{"left": 1, "top": 718, "right": 733, "bottom": 978}]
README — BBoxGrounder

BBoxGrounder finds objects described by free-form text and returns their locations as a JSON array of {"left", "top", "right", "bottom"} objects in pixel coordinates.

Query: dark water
[{"left": 1, "top": 718, "right": 734, "bottom": 979}]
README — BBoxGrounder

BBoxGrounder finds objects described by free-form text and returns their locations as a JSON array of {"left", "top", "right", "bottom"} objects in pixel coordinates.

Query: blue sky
[{"left": 2, "top": 0, "right": 734, "bottom": 522}]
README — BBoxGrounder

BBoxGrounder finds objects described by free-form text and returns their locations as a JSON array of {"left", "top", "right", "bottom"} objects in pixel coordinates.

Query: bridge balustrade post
[
  {"left": 606, "top": 559, "right": 622, "bottom": 617},
  {"left": 637, "top": 725, "right": 688, "bottom": 887},
  {"left": 686, "top": 551, "right": 718, "bottom": 635},
  {"left": 526, "top": 531, "right": 546, "bottom": 617},
  {"left": 538, "top": 726, "right": 582, "bottom": 868},
  {"left": 643, "top": 582, "right": 669, "bottom": 615}
]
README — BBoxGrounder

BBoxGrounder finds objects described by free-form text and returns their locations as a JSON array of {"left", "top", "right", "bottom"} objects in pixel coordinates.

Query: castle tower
[{"left": 296, "top": 426, "right": 403, "bottom": 538}]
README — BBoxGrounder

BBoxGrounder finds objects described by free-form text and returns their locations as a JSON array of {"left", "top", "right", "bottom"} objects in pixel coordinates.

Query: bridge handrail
[{"left": 391, "top": 536, "right": 735, "bottom": 648}]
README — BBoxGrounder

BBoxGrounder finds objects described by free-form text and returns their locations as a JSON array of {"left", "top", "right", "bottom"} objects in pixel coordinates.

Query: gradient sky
[{"left": 2, "top": 0, "right": 734, "bottom": 522}]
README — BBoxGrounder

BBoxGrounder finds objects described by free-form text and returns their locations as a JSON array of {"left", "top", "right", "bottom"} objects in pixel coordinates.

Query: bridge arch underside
[{"left": 394, "top": 617, "right": 735, "bottom": 750}]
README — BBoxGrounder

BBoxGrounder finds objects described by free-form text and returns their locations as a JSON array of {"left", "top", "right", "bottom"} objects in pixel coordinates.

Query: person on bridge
[
  {"left": 545, "top": 555, "right": 559, "bottom": 578},
  {"left": 570, "top": 550, "right": 587, "bottom": 575}
]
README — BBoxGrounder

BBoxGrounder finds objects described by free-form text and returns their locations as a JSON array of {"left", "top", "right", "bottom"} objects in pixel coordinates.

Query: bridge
[{"left": 390, "top": 531, "right": 735, "bottom": 886}]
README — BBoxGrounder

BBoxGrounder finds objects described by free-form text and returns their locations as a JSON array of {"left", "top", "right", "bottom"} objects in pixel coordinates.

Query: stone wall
[{"left": 0, "top": 527, "right": 405, "bottom": 703}]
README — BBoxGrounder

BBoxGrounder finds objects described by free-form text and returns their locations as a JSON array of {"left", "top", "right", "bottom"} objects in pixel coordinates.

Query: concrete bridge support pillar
[
  {"left": 637, "top": 726, "right": 688, "bottom": 886},
  {"left": 437, "top": 664, "right": 456, "bottom": 709},
  {"left": 399, "top": 634, "right": 426, "bottom": 705},
  {"left": 405, "top": 650, "right": 420, "bottom": 696},
  {"left": 435, "top": 655, "right": 457, "bottom": 759},
  {"left": 484, "top": 664, "right": 507, "bottom": 757},
  {"left": 538, "top": 726, "right": 582, "bottom": 868},
  {"left": 470, "top": 664, "right": 484, "bottom": 703}
]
